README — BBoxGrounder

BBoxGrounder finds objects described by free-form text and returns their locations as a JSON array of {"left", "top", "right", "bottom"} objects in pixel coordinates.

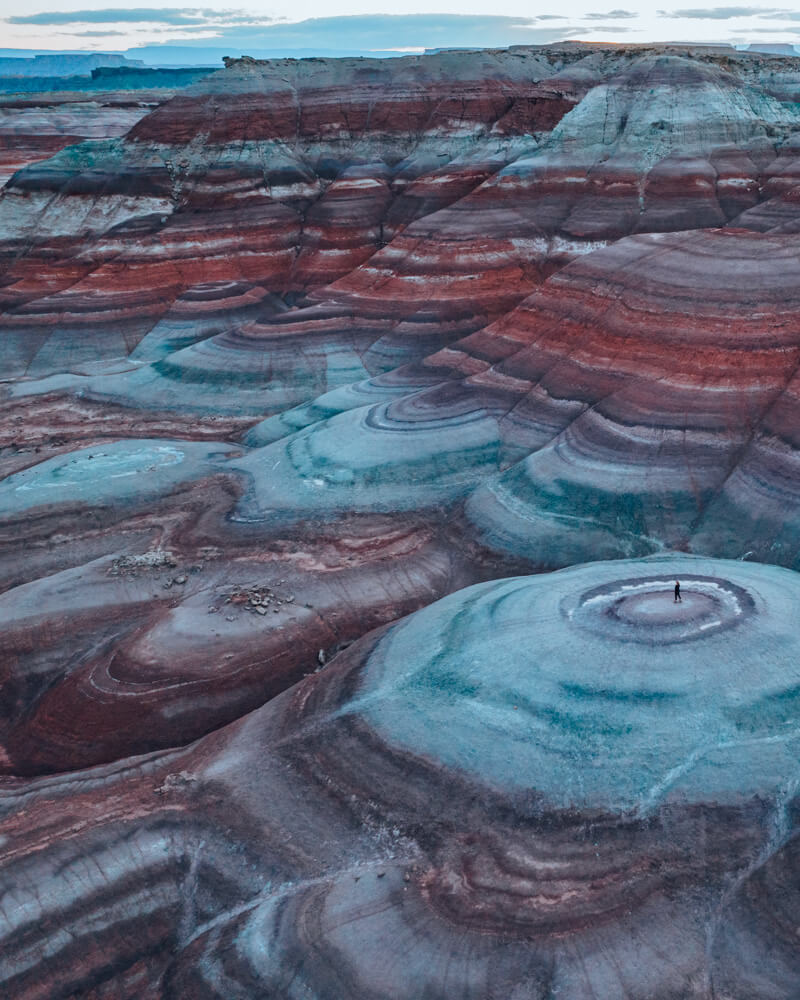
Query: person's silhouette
[{"left": 674, "top": 581, "right": 681, "bottom": 603}]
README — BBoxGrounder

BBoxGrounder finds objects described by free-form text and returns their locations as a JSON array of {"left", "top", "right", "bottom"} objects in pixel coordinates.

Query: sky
[{"left": 1, "top": 2, "right": 798, "bottom": 56}]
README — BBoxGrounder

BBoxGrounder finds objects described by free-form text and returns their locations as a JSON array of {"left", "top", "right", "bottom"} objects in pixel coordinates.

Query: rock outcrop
[{"left": 0, "top": 92, "right": 160, "bottom": 187}]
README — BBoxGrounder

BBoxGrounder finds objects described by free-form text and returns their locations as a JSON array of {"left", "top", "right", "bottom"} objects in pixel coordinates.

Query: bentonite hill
[{"left": 2, "top": 42, "right": 800, "bottom": 999}]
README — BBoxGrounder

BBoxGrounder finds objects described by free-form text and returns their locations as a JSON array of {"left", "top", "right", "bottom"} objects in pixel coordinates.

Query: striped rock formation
[
  {"left": 0, "top": 92, "right": 160, "bottom": 188},
  {"left": 231, "top": 228, "right": 800, "bottom": 570},
  {"left": 2, "top": 45, "right": 798, "bottom": 395},
  {"left": 1, "top": 42, "right": 800, "bottom": 999},
  {"left": 3, "top": 225, "right": 800, "bottom": 776},
  {"left": 2, "top": 556, "right": 800, "bottom": 998}
]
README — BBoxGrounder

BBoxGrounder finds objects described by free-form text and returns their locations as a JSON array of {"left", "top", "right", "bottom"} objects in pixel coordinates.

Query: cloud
[
  {"left": 585, "top": 24, "right": 634, "bottom": 30},
  {"left": 658, "top": 6, "right": 784, "bottom": 18},
  {"left": 129, "top": 13, "right": 578, "bottom": 51},
  {"left": 583, "top": 9, "right": 638, "bottom": 19},
  {"left": 4, "top": 9, "right": 582, "bottom": 53},
  {"left": 2, "top": 11, "right": 605, "bottom": 57},
  {"left": 8, "top": 8, "right": 247, "bottom": 26},
  {"left": 60, "top": 29, "right": 128, "bottom": 35}
]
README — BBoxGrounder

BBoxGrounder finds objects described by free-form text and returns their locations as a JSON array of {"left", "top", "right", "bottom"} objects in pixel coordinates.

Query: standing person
[{"left": 674, "top": 581, "right": 681, "bottom": 603}]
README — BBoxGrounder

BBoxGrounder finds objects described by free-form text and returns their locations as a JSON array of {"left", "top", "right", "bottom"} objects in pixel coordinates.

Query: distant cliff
[
  {"left": 0, "top": 52, "right": 144, "bottom": 78},
  {"left": 0, "top": 64, "right": 215, "bottom": 94}
]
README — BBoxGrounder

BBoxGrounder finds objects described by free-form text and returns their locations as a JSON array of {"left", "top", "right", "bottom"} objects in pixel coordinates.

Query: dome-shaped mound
[
  {"left": 4, "top": 554, "right": 800, "bottom": 998},
  {"left": 165, "top": 554, "right": 800, "bottom": 998},
  {"left": 338, "top": 553, "right": 800, "bottom": 812}
]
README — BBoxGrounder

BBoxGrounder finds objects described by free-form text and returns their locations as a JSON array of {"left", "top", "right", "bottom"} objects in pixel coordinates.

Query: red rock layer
[
  {"left": 0, "top": 94, "right": 158, "bottom": 186},
  {"left": 446, "top": 228, "right": 800, "bottom": 564},
  {"left": 127, "top": 50, "right": 573, "bottom": 146},
  {"left": 0, "top": 482, "right": 501, "bottom": 774},
  {"left": 217, "top": 227, "right": 800, "bottom": 571},
  {"left": 3, "top": 47, "right": 798, "bottom": 388}
]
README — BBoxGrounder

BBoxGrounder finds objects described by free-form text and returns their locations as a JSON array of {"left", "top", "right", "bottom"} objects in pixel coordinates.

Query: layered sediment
[
  {"left": 2, "top": 556, "right": 800, "bottom": 998},
  {"left": 2, "top": 42, "right": 800, "bottom": 999}
]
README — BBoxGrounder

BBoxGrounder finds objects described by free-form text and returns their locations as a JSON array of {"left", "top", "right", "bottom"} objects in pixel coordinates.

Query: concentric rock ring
[
  {"left": 353, "top": 554, "right": 800, "bottom": 811},
  {"left": 564, "top": 574, "right": 755, "bottom": 644}
]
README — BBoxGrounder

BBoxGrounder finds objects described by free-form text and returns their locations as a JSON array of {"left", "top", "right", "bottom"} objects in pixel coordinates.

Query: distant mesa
[
  {"left": 745, "top": 43, "right": 799, "bottom": 57},
  {"left": 0, "top": 52, "right": 144, "bottom": 78}
]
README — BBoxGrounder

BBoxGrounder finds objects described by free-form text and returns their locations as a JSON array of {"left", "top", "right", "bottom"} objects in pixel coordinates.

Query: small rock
[
  {"left": 154, "top": 770, "right": 197, "bottom": 795},
  {"left": 256, "top": 606, "right": 267, "bottom": 616},
  {"left": 174, "top": 575, "right": 187, "bottom": 585}
]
